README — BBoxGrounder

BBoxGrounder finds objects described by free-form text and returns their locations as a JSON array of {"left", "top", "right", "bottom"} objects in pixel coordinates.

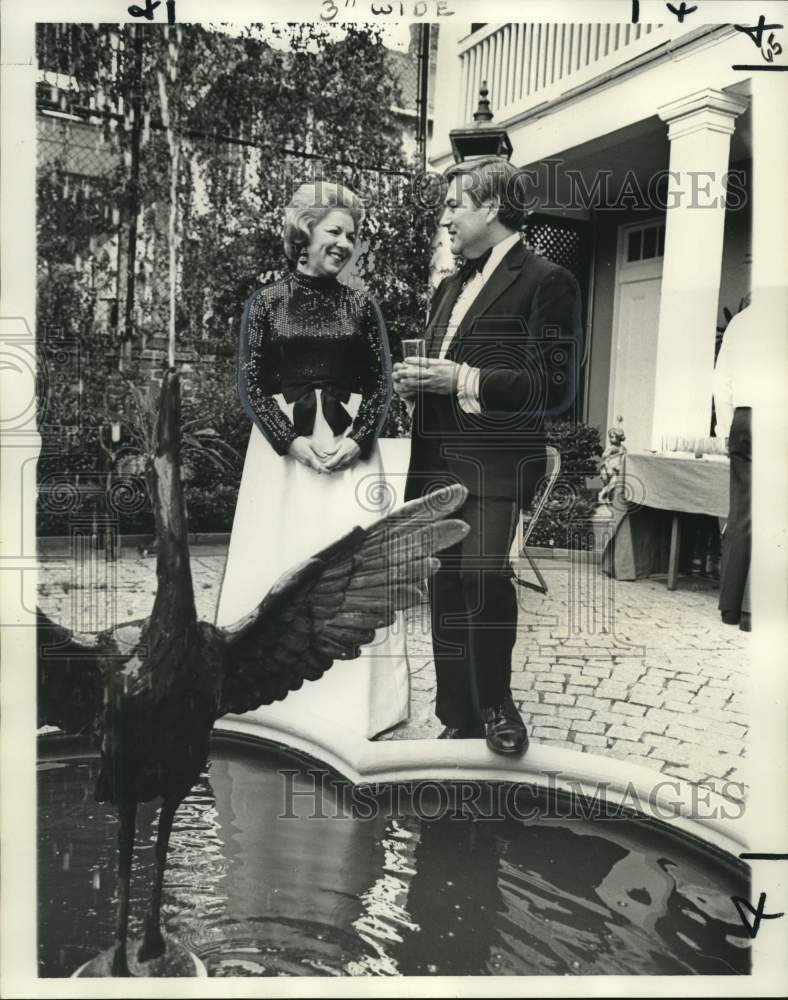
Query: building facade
[{"left": 428, "top": 20, "right": 757, "bottom": 451}]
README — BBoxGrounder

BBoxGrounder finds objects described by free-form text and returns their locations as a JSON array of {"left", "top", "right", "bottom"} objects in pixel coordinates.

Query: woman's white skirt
[{"left": 215, "top": 391, "right": 410, "bottom": 739}]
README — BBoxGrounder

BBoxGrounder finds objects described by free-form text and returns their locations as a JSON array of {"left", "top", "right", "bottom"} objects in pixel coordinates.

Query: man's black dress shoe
[
  {"left": 438, "top": 724, "right": 483, "bottom": 739},
  {"left": 481, "top": 697, "right": 529, "bottom": 755}
]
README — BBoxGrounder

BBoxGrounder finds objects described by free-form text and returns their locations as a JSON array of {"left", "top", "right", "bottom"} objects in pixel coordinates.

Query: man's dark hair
[{"left": 443, "top": 156, "right": 530, "bottom": 232}]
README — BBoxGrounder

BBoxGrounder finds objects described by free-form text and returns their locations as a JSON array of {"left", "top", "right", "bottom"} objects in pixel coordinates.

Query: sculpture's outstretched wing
[
  {"left": 37, "top": 609, "right": 106, "bottom": 735},
  {"left": 217, "top": 484, "right": 469, "bottom": 715}
]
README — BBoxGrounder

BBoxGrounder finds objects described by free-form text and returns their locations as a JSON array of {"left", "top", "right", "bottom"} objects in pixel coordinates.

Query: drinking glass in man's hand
[{"left": 401, "top": 338, "right": 425, "bottom": 361}]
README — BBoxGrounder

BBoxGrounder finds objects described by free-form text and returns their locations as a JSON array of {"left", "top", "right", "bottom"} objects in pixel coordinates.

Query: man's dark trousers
[
  {"left": 429, "top": 491, "right": 519, "bottom": 730},
  {"left": 719, "top": 406, "right": 751, "bottom": 619}
]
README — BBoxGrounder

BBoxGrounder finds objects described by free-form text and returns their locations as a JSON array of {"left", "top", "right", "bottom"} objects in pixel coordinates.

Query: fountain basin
[{"left": 39, "top": 731, "right": 750, "bottom": 978}]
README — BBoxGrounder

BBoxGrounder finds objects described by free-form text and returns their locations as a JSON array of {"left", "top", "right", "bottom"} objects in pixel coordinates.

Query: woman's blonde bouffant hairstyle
[{"left": 283, "top": 182, "right": 365, "bottom": 263}]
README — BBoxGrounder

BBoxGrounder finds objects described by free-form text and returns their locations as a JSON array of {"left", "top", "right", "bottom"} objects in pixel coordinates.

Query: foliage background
[{"left": 37, "top": 22, "right": 437, "bottom": 534}]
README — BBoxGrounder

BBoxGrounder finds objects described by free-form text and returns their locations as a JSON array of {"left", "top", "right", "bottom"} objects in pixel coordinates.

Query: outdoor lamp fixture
[{"left": 449, "top": 81, "right": 513, "bottom": 163}]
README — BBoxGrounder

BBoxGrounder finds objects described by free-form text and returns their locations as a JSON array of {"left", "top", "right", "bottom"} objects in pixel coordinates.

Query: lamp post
[{"left": 449, "top": 82, "right": 513, "bottom": 163}]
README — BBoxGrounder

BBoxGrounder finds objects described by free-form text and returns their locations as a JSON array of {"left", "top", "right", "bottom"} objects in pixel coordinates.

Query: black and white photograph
[{"left": 1, "top": 0, "right": 787, "bottom": 994}]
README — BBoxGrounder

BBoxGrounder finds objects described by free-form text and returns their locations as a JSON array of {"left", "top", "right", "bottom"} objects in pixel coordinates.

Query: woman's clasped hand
[{"left": 288, "top": 434, "right": 361, "bottom": 473}]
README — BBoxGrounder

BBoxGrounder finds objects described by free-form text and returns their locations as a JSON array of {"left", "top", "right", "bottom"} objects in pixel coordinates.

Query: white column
[
  {"left": 750, "top": 75, "right": 788, "bottom": 307},
  {"left": 650, "top": 88, "right": 748, "bottom": 449},
  {"left": 748, "top": 70, "right": 788, "bottom": 832}
]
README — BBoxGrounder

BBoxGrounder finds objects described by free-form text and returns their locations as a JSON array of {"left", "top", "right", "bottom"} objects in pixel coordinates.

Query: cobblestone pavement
[{"left": 38, "top": 545, "right": 749, "bottom": 799}]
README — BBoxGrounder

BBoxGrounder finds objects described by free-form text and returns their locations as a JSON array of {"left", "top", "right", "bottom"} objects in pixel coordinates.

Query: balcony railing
[{"left": 457, "top": 21, "right": 687, "bottom": 126}]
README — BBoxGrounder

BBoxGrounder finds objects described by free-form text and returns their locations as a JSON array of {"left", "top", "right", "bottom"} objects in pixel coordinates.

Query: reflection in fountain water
[
  {"left": 393, "top": 813, "right": 504, "bottom": 976},
  {"left": 348, "top": 818, "right": 421, "bottom": 975},
  {"left": 159, "top": 786, "right": 229, "bottom": 959},
  {"left": 38, "top": 739, "right": 750, "bottom": 977}
]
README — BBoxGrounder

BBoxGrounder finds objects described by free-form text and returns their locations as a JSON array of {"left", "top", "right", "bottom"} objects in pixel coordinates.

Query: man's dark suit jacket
[{"left": 405, "top": 238, "right": 583, "bottom": 507}]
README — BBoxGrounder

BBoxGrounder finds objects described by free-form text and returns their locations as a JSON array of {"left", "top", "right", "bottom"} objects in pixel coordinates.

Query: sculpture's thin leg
[
  {"left": 110, "top": 796, "right": 137, "bottom": 977},
  {"left": 137, "top": 796, "right": 179, "bottom": 963}
]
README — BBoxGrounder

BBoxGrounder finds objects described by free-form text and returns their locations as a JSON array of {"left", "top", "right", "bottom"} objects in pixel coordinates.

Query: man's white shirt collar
[{"left": 479, "top": 231, "right": 521, "bottom": 283}]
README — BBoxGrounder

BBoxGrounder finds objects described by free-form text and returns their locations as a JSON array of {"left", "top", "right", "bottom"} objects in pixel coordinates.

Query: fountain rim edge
[{"left": 211, "top": 714, "right": 750, "bottom": 861}]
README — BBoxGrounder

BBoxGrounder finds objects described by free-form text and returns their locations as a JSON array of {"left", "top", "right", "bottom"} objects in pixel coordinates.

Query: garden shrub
[{"left": 522, "top": 420, "right": 603, "bottom": 551}]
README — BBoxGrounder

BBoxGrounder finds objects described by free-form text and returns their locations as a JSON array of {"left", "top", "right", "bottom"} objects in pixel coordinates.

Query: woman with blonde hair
[{"left": 215, "top": 182, "right": 410, "bottom": 738}]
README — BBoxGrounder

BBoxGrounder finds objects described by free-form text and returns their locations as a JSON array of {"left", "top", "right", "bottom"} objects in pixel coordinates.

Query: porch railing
[{"left": 457, "top": 21, "right": 691, "bottom": 126}]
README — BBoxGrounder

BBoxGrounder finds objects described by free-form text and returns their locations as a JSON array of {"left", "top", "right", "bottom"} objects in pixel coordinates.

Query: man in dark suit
[{"left": 394, "top": 156, "right": 583, "bottom": 754}]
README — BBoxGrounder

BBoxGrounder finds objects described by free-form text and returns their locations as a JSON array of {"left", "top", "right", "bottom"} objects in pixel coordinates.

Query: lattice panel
[
  {"left": 523, "top": 218, "right": 586, "bottom": 285},
  {"left": 522, "top": 214, "right": 591, "bottom": 420}
]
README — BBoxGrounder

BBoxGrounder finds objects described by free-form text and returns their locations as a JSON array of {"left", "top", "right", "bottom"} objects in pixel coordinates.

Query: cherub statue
[{"left": 598, "top": 418, "right": 627, "bottom": 503}]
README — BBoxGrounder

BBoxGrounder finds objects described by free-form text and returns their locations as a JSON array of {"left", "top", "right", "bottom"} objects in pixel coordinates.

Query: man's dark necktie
[{"left": 458, "top": 247, "right": 493, "bottom": 283}]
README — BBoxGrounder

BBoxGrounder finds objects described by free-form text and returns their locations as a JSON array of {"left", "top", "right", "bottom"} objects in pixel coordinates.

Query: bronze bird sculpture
[{"left": 37, "top": 368, "right": 469, "bottom": 976}]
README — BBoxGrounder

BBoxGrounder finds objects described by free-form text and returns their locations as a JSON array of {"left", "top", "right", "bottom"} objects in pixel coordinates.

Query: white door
[{"left": 609, "top": 220, "right": 665, "bottom": 452}]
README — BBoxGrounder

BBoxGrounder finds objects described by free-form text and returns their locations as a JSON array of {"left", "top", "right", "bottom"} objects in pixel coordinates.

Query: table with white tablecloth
[{"left": 602, "top": 452, "right": 730, "bottom": 589}]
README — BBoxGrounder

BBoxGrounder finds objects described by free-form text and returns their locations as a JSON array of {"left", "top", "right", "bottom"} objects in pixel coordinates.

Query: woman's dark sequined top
[{"left": 239, "top": 270, "right": 392, "bottom": 459}]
